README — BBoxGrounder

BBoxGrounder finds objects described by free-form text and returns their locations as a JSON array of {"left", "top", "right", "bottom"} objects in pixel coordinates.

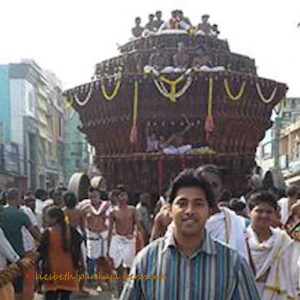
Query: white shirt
[{"left": 21, "top": 205, "right": 38, "bottom": 252}]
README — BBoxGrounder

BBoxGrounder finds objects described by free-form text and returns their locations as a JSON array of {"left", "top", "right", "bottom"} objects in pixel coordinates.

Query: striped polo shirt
[{"left": 120, "top": 231, "right": 260, "bottom": 300}]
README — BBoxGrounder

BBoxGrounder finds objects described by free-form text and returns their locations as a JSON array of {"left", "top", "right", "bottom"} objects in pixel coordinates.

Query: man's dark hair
[
  {"left": 88, "top": 186, "right": 100, "bottom": 194},
  {"left": 248, "top": 191, "right": 277, "bottom": 211},
  {"left": 117, "top": 186, "right": 128, "bottom": 195},
  {"left": 34, "top": 189, "right": 48, "bottom": 200},
  {"left": 63, "top": 192, "right": 77, "bottom": 209},
  {"left": 195, "top": 164, "right": 224, "bottom": 182},
  {"left": 108, "top": 189, "right": 119, "bottom": 199},
  {"left": 166, "top": 169, "right": 215, "bottom": 207},
  {"left": 287, "top": 185, "right": 298, "bottom": 198},
  {"left": 218, "top": 189, "right": 232, "bottom": 203},
  {"left": 229, "top": 198, "right": 246, "bottom": 212},
  {"left": 7, "top": 188, "right": 19, "bottom": 201}
]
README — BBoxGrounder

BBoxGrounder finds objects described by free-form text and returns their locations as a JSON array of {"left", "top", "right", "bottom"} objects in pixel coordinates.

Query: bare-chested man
[
  {"left": 150, "top": 203, "right": 172, "bottom": 241},
  {"left": 131, "top": 17, "right": 144, "bottom": 38},
  {"left": 79, "top": 187, "right": 112, "bottom": 290},
  {"left": 107, "top": 187, "right": 144, "bottom": 295}
]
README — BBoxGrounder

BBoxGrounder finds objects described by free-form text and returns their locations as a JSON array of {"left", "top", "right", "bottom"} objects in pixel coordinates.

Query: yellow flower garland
[
  {"left": 158, "top": 75, "right": 185, "bottom": 102},
  {"left": 208, "top": 77, "right": 213, "bottom": 116},
  {"left": 132, "top": 81, "right": 139, "bottom": 126},
  {"left": 101, "top": 80, "right": 121, "bottom": 101},
  {"left": 224, "top": 78, "right": 246, "bottom": 102}
]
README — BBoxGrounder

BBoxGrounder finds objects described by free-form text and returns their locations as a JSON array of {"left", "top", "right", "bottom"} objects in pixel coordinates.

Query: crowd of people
[
  {"left": 132, "top": 10, "right": 220, "bottom": 38},
  {"left": 0, "top": 164, "right": 300, "bottom": 299}
]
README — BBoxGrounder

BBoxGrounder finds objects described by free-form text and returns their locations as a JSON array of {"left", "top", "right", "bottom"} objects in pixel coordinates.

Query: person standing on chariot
[
  {"left": 197, "top": 14, "right": 213, "bottom": 35},
  {"left": 153, "top": 10, "right": 164, "bottom": 31},
  {"left": 131, "top": 17, "right": 144, "bottom": 38},
  {"left": 145, "top": 14, "right": 156, "bottom": 32}
]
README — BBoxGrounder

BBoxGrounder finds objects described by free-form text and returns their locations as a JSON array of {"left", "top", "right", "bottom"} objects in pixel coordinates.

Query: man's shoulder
[
  {"left": 211, "top": 236, "right": 241, "bottom": 260},
  {"left": 278, "top": 197, "right": 288, "bottom": 205},
  {"left": 136, "top": 237, "right": 166, "bottom": 259}
]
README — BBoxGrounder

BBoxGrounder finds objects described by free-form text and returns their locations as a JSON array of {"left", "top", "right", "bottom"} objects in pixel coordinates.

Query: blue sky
[{"left": 1, "top": 0, "right": 300, "bottom": 96}]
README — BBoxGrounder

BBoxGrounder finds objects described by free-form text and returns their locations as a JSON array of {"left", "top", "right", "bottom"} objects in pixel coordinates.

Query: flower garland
[
  {"left": 208, "top": 77, "right": 213, "bottom": 117},
  {"left": 100, "top": 79, "right": 121, "bottom": 101},
  {"left": 153, "top": 74, "right": 193, "bottom": 102},
  {"left": 73, "top": 85, "right": 93, "bottom": 106},
  {"left": 204, "top": 77, "right": 214, "bottom": 141},
  {"left": 130, "top": 81, "right": 139, "bottom": 144},
  {"left": 224, "top": 78, "right": 246, "bottom": 102},
  {"left": 256, "top": 83, "right": 278, "bottom": 104}
]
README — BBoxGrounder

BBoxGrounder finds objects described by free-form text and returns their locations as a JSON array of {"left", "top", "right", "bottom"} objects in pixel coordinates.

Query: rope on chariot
[{"left": 0, "top": 251, "right": 40, "bottom": 288}]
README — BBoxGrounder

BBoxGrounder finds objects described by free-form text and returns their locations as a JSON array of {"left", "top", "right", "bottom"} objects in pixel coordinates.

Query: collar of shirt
[{"left": 162, "top": 230, "right": 217, "bottom": 258}]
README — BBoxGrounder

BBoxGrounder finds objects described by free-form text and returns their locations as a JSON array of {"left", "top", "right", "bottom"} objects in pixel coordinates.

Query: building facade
[
  {"left": 257, "top": 97, "right": 300, "bottom": 185},
  {"left": 63, "top": 106, "right": 92, "bottom": 184},
  {"left": 0, "top": 60, "right": 68, "bottom": 192}
]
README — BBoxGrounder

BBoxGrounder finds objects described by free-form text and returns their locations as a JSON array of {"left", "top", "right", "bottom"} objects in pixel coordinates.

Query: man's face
[
  {"left": 202, "top": 16, "right": 209, "bottom": 23},
  {"left": 135, "top": 18, "right": 141, "bottom": 26},
  {"left": 156, "top": 12, "right": 162, "bottom": 20},
  {"left": 117, "top": 191, "right": 128, "bottom": 205},
  {"left": 201, "top": 171, "right": 223, "bottom": 201},
  {"left": 250, "top": 203, "right": 275, "bottom": 231},
  {"left": 89, "top": 191, "right": 100, "bottom": 206},
  {"left": 171, "top": 186, "right": 210, "bottom": 236}
]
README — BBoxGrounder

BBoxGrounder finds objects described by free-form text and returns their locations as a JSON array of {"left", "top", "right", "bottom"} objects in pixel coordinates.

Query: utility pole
[{"left": 273, "top": 116, "right": 281, "bottom": 168}]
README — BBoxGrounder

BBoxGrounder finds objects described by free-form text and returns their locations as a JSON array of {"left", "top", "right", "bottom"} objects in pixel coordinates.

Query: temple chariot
[{"left": 64, "top": 11, "right": 287, "bottom": 196}]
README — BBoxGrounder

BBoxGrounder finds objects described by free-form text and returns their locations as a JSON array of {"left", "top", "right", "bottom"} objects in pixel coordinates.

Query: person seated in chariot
[
  {"left": 176, "top": 10, "right": 193, "bottom": 31},
  {"left": 153, "top": 10, "right": 164, "bottom": 31},
  {"left": 173, "top": 42, "right": 190, "bottom": 70},
  {"left": 131, "top": 17, "right": 144, "bottom": 38},
  {"left": 145, "top": 123, "right": 159, "bottom": 152},
  {"left": 159, "top": 10, "right": 179, "bottom": 31},
  {"left": 148, "top": 45, "right": 170, "bottom": 71},
  {"left": 212, "top": 24, "right": 220, "bottom": 38},
  {"left": 192, "top": 48, "right": 212, "bottom": 70},
  {"left": 197, "top": 14, "right": 213, "bottom": 35},
  {"left": 162, "top": 115, "right": 193, "bottom": 155}
]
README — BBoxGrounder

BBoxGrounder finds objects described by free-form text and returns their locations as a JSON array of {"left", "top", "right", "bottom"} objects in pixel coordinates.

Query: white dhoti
[
  {"left": 110, "top": 235, "right": 135, "bottom": 269},
  {"left": 86, "top": 229, "right": 108, "bottom": 260},
  {"left": 247, "top": 226, "right": 299, "bottom": 300},
  {"left": 163, "top": 144, "right": 192, "bottom": 155}
]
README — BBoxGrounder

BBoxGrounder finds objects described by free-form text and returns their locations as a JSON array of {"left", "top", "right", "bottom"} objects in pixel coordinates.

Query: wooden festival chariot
[{"left": 64, "top": 27, "right": 287, "bottom": 196}]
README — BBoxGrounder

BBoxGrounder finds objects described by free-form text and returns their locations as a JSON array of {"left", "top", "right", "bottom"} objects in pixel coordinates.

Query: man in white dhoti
[
  {"left": 107, "top": 187, "right": 145, "bottom": 296},
  {"left": 80, "top": 187, "right": 113, "bottom": 291},
  {"left": 278, "top": 185, "right": 298, "bottom": 225},
  {"left": 247, "top": 191, "right": 299, "bottom": 300}
]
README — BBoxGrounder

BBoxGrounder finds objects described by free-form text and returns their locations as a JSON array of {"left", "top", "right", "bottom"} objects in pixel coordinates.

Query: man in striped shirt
[{"left": 120, "top": 169, "right": 259, "bottom": 300}]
